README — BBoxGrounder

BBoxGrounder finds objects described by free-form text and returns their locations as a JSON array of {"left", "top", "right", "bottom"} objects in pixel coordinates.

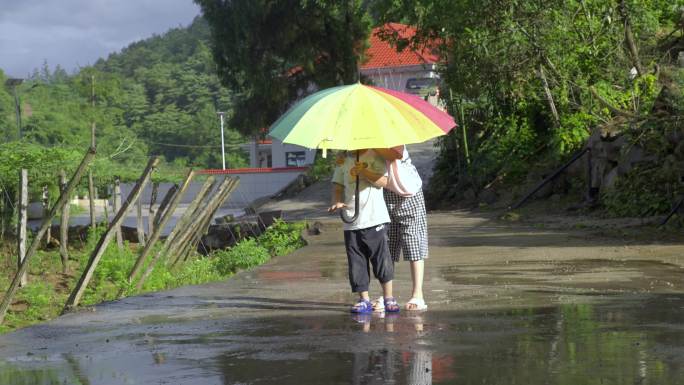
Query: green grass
[{"left": 0, "top": 219, "right": 307, "bottom": 333}]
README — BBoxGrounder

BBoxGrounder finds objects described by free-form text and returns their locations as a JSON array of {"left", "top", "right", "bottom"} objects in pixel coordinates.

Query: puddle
[
  {"left": 441, "top": 258, "right": 684, "bottom": 292},
  {"left": 2, "top": 294, "right": 684, "bottom": 384}
]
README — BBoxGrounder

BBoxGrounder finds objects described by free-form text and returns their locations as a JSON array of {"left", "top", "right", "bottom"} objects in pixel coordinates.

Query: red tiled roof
[
  {"left": 361, "top": 23, "right": 441, "bottom": 70},
  {"left": 198, "top": 167, "right": 308, "bottom": 175}
]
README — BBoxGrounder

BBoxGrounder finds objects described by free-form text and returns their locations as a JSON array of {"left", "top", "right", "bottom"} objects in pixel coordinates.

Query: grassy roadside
[{"left": 0, "top": 219, "right": 306, "bottom": 333}]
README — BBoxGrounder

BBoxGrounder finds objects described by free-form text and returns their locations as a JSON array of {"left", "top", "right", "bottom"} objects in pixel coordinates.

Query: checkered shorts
[{"left": 383, "top": 189, "right": 428, "bottom": 262}]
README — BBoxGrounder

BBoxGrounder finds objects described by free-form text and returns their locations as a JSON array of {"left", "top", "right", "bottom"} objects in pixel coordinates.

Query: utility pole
[
  {"left": 5, "top": 78, "right": 23, "bottom": 140},
  {"left": 217, "top": 112, "right": 226, "bottom": 170}
]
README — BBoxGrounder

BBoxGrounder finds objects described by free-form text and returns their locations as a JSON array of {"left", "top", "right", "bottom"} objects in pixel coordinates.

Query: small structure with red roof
[
  {"left": 246, "top": 22, "right": 442, "bottom": 169},
  {"left": 361, "top": 23, "right": 442, "bottom": 105}
]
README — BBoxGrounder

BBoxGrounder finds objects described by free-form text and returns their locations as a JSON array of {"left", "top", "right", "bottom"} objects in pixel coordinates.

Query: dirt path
[{"left": 0, "top": 211, "right": 683, "bottom": 384}]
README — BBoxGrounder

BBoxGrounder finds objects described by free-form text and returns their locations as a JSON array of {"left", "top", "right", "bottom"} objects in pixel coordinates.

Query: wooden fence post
[
  {"left": 113, "top": 178, "right": 123, "bottom": 249},
  {"left": 88, "top": 171, "right": 96, "bottom": 235},
  {"left": 148, "top": 182, "right": 159, "bottom": 237},
  {"left": 63, "top": 157, "right": 159, "bottom": 311},
  {"left": 136, "top": 177, "right": 238, "bottom": 290},
  {"left": 165, "top": 178, "right": 230, "bottom": 266},
  {"left": 102, "top": 195, "right": 109, "bottom": 224},
  {"left": 121, "top": 170, "right": 195, "bottom": 295},
  {"left": 166, "top": 178, "right": 238, "bottom": 268},
  {"left": 0, "top": 147, "right": 96, "bottom": 324},
  {"left": 178, "top": 180, "right": 237, "bottom": 264},
  {"left": 136, "top": 195, "right": 146, "bottom": 246},
  {"left": 42, "top": 185, "right": 50, "bottom": 246},
  {"left": 17, "top": 170, "right": 28, "bottom": 287},
  {"left": 163, "top": 177, "right": 215, "bottom": 251},
  {"left": 59, "top": 170, "right": 70, "bottom": 273},
  {"left": 154, "top": 184, "right": 178, "bottom": 227}
]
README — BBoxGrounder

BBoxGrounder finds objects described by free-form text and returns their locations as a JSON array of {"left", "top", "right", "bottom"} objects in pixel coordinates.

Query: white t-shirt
[{"left": 332, "top": 150, "right": 390, "bottom": 231}]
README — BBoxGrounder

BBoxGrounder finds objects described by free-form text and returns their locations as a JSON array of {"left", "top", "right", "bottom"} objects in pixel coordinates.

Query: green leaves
[
  {"left": 196, "top": 0, "right": 371, "bottom": 136},
  {"left": 375, "top": 0, "right": 682, "bottom": 204}
]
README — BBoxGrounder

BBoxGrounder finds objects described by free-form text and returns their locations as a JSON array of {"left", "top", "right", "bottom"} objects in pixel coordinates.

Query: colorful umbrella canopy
[{"left": 268, "top": 83, "right": 456, "bottom": 152}]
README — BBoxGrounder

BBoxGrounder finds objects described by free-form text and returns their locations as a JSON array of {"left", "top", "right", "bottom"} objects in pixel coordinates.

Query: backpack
[{"left": 385, "top": 148, "right": 422, "bottom": 197}]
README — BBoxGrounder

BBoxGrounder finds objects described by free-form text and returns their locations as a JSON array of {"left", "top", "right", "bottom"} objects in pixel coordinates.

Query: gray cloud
[{"left": 0, "top": 0, "right": 200, "bottom": 78}]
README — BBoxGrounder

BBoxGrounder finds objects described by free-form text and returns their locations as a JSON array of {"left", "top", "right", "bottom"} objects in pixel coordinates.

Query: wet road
[{"left": 1, "top": 212, "right": 684, "bottom": 384}]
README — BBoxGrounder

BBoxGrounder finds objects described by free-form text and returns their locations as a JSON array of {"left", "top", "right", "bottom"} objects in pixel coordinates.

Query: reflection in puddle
[{"left": 2, "top": 295, "right": 684, "bottom": 384}]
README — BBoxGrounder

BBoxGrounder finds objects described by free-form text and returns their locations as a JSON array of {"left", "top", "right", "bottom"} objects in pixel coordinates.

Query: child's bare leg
[
  {"left": 381, "top": 280, "right": 393, "bottom": 299},
  {"left": 381, "top": 280, "right": 400, "bottom": 312},
  {"left": 410, "top": 260, "right": 424, "bottom": 300}
]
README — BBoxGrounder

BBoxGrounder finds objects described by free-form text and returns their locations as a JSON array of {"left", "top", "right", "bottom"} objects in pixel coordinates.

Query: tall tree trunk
[
  {"left": 619, "top": 0, "right": 644, "bottom": 77},
  {"left": 538, "top": 64, "right": 560, "bottom": 128}
]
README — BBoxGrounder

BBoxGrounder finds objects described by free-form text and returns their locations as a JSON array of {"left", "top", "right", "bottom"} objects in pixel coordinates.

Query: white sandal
[{"left": 405, "top": 298, "right": 427, "bottom": 311}]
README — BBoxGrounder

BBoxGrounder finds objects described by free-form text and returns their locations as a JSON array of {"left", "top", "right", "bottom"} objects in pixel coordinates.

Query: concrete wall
[{"left": 118, "top": 169, "right": 305, "bottom": 214}]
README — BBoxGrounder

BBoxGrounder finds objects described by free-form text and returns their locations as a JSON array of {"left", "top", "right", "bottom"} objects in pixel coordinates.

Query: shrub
[
  {"left": 212, "top": 238, "right": 271, "bottom": 275},
  {"left": 257, "top": 219, "right": 306, "bottom": 256},
  {"left": 15, "top": 282, "right": 54, "bottom": 321}
]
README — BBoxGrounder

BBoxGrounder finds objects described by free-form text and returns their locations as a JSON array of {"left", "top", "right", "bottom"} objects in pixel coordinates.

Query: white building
[
  {"left": 247, "top": 138, "right": 316, "bottom": 169},
  {"left": 360, "top": 22, "right": 441, "bottom": 103}
]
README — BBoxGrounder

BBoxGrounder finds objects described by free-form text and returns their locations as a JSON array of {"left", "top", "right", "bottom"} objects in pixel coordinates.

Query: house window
[
  {"left": 258, "top": 151, "right": 272, "bottom": 167},
  {"left": 285, "top": 151, "right": 306, "bottom": 167},
  {"left": 405, "top": 78, "right": 438, "bottom": 97}
]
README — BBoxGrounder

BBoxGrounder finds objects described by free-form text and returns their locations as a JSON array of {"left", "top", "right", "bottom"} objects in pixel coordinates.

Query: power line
[{"left": 146, "top": 141, "right": 226, "bottom": 149}]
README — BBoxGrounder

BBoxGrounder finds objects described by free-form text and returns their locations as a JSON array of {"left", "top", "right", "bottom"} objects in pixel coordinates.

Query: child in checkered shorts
[
  {"left": 328, "top": 149, "right": 401, "bottom": 314},
  {"left": 374, "top": 146, "right": 429, "bottom": 311}
]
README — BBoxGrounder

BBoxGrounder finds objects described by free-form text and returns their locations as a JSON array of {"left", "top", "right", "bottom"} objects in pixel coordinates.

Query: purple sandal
[
  {"left": 384, "top": 297, "right": 400, "bottom": 313},
  {"left": 351, "top": 299, "right": 373, "bottom": 314}
]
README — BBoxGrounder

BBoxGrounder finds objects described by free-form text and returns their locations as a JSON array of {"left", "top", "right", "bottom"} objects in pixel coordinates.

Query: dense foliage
[
  {"left": 195, "top": 0, "right": 372, "bottom": 136},
  {"left": 1, "top": 18, "right": 251, "bottom": 226},
  {"left": 1, "top": 18, "right": 247, "bottom": 190},
  {"left": 372, "top": 0, "right": 684, "bottom": 213}
]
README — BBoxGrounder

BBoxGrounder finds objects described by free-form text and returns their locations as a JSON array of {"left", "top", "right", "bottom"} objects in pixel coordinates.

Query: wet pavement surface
[{"left": 2, "top": 212, "right": 684, "bottom": 384}]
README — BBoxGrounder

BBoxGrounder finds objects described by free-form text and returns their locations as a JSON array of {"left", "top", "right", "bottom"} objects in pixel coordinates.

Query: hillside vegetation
[
  {"left": 373, "top": 0, "right": 684, "bottom": 216},
  {"left": 0, "top": 17, "right": 245, "bottom": 205}
]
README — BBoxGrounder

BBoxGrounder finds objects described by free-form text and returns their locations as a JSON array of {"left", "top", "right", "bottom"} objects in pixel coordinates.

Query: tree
[
  {"left": 195, "top": 0, "right": 372, "bottom": 136},
  {"left": 372, "top": 0, "right": 682, "bottom": 205}
]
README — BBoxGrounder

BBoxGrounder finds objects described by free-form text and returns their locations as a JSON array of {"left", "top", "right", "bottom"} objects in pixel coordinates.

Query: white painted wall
[
  {"left": 361, "top": 64, "right": 439, "bottom": 92},
  {"left": 248, "top": 140, "right": 315, "bottom": 168}
]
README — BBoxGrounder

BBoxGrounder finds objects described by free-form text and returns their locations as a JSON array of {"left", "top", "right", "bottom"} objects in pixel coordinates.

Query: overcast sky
[{"left": 0, "top": 0, "right": 201, "bottom": 78}]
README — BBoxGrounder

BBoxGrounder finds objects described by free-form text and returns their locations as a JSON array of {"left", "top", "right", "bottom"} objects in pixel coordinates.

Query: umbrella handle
[
  {"left": 340, "top": 151, "right": 361, "bottom": 224},
  {"left": 340, "top": 175, "right": 360, "bottom": 224}
]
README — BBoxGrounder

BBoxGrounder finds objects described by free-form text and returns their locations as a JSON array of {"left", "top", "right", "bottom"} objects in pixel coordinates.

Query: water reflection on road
[{"left": 1, "top": 294, "right": 683, "bottom": 385}]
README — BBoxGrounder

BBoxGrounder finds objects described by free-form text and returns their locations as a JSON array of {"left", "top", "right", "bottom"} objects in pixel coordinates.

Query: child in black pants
[{"left": 329, "top": 150, "right": 400, "bottom": 313}]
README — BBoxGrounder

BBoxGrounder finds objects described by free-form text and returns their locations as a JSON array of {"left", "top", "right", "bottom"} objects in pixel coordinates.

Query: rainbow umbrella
[
  {"left": 269, "top": 83, "right": 456, "bottom": 156},
  {"left": 268, "top": 83, "right": 456, "bottom": 223}
]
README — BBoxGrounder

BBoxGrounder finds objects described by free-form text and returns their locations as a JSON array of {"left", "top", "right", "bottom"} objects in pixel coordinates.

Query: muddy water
[
  {"left": 1, "top": 294, "right": 683, "bottom": 385},
  {"left": 1, "top": 213, "right": 684, "bottom": 384}
]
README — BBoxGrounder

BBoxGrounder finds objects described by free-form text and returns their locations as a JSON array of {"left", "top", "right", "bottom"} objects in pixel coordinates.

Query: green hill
[{"left": 1, "top": 16, "right": 246, "bottom": 182}]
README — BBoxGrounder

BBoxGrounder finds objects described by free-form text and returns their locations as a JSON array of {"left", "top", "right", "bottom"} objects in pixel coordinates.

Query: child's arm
[
  {"left": 351, "top": 164, "right": 388, "bottom": 188},
  {"left": 328, "top": 183, "right": 346, "bottom": 212},
  {"left": 374, "top": 146, "right": 403, "bottom": 161}
]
